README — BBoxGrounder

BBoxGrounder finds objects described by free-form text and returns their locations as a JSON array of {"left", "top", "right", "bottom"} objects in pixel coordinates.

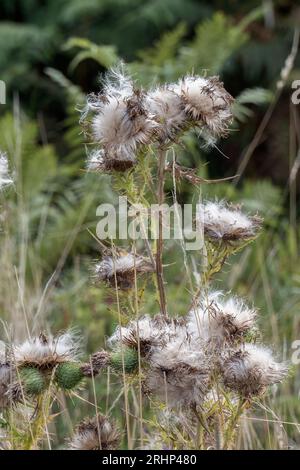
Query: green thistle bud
[
  {"left": 109, "top": 347, "right": 139, "bottom": 374},
  {"left": 55, "top": 362, "right": 84, "bottom": 390},
  {"left": 20, "top": 367, "right": 47, "bottom": 396}
]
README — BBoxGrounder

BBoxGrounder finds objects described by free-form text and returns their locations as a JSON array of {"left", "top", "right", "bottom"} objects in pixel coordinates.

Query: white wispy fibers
[
  {"left": 146, "top": 86, "right": 187, "bottom": 142},
  {"left": 197, "top": 200, "right": 262, "bottom": 245},
  {"left": 12, "top": 331, "right": 81, "bottom": 368},
  {"left": 0, "top": 152, "right": 13, "bottom": 189},
  {"left": 108, "top": 314, "right": 187, "bottom": 356},
  {"left": 69, "top": 414, "right": 120, "bottom": 450},
  {"left": 188, "top": 291, "right": 257, "bottom": 346},
  {"left": 172, "top": 75, "right": 234, "bottom": 138},
  {"left": 94, "top": 252, "right": 154, "bottom": 289},
  {"left": 145, "top": 332, "right": 211, "bottom": 408},
  {"left": 84, "top": 69, "right": 157, "bottom": 172},
  {"left": 221, "top": 343, "right": 288, "bottom": 397}
]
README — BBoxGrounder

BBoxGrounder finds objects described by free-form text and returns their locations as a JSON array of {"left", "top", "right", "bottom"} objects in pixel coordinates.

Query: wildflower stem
[{"left": 156, "top": 147, "right": 168, "bottom": 317}]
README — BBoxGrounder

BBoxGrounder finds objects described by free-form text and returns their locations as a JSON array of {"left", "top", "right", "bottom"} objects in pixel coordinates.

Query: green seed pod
[
  {"left": 20, "top": 367, "right": 47, "bottom": 396},
  {"left": 55, "top": 362, "right": 84, "bottom": 390},
  {"left": 109, "top": 347, "right": 139, "bottom": 374}
]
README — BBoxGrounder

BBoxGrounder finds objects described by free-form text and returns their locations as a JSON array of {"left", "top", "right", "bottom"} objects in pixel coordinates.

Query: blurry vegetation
[{"left": 0, "top": 0, "right": 300, "bottom": 448}]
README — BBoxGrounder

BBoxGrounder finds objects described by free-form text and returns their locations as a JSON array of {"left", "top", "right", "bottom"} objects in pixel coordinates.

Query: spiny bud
[
  {"left": 20, "top": 367, "right": 47, "bottom": 396},
  {"left": 55, "top": 362, "right": 84, "bottom": 390},
  {"left": 109, "top": 347, "right": 139, "bottom": 374}
]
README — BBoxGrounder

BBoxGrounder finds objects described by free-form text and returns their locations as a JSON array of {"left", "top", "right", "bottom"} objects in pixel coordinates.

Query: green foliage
[{"left": 63, "top": 37, "right": 119, "bottom": 71}]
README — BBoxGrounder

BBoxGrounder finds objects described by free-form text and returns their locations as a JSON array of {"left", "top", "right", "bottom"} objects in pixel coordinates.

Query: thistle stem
[{"left": 156, "top": 147, "right": 168, "bottom": 317}]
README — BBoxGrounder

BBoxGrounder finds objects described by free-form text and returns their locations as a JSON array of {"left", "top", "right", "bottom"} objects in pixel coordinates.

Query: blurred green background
[{"left": 0, "top": 0, "right": 300, "bottom": 449}]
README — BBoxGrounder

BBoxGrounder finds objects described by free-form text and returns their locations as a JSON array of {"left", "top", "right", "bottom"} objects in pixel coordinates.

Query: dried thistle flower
[
  {"left": 188, "top": 291, "right": 257, "bottom": 347},
  {"left": 108, "top": 314, "right": 186, "bottom": 356},
  {"left": 197, "top": 201, "right": 262, "bottom": 246},
  {"left": 221, "top": 344, "right": 288, "bottom": 397},
  {"left": 80, "top": 350, "right": 110, "bottom": 378},
  {"left": 94, "top": 250, "right": 154, "bottom": 289},
  {"left": 0, "top": 152, "right": 13, "bottom": 189},
  {"left": 70, "top": 414, "right": 121, "bottom": 450},
  {"left": 144, "top": 329, "right": 211, "bottom": 408},
  {"left": 12, "top": 331, "right": 80, "bottom": 369},
  {"left": 84, "top": 70, "right": 157, "bottom": 172},
  {"left": 172, "top": 75, "right": 234, "bottom": 138},
  {"left": 146, "top": 86, "right": 187, "bottom": 143}
]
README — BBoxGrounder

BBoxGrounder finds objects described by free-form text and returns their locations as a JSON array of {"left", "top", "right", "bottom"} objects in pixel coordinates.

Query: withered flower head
[
  {"left": 12, "top": 331, "right": 80, "bottom": 369},
  {"left": 197, "top": 201, "right": 262, "bottom": 246},
  {"left": 144, "top": 331, "right": 210, "bottom": 408},
  {"left": 221, "top": 344, "right": 288, "bottom": 397},
  {"left": 84, "top": 70, "right": 157, "bottom": 173},
  {"left": 108, "top": 314, "right": 187, "bottom": 357},
  {"left": 70, "top": 414, "right": 121, "bottom": 450},
  {"left": 172, "top": 75, "right": 234, "bottom": 138},
  {"left": 94, "top": 250, "right": 155, "bottom": 290},
  {"left": 146, "top": 86, "right": 187, "bottom": 143},
  {"left": 188, "top": 291, "right": 257, "bottom": 347}
]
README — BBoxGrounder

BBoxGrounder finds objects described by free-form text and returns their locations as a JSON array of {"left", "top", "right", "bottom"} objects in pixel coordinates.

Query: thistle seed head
[
  {"left": 221, "top": 344, "right": 289, "bottom": 397},
  {"left": 12, "top": 331, "right": 81, "bottom": 369},
  {"left": 188, "top": 291, "right": 257, "bottom": 347},
  {"left": 197, "top": 200, "right": 262, "bottom": 246},
  {"left": 70, "top": 414, "right": 121, "bottom": 450},
  {"left": 146, "top": 86, "right": 187, "bottom": 143},
  {"left": 94, "top": 251, "right": 154, "bottom": 290},
  {"left": 172, "top": 75, "right": 234, "bottom": 138},
  {"left": 80, "top": 350, "right": 110, "bottom": 377}
]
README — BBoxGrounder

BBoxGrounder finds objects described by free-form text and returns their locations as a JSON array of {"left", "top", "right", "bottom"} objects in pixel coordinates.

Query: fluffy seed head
[
  {"left": 94, "top": 251, "right": 154, "bottom": 290},
  {"left": 221, "top": 344, "right": 288, "bottom": 397},
  {"left": 70, "top": 414, "right": 121, "bottom": 450},
  {"left": 85, "top": 70, "right": 157, "bottom": 173},
  {"left": 146, "top": 86, "right": 187, "bottom": 142},
  {"left": 197, "top": 200, "right": 262, "bottom": 246},
  {"left": 144, "top": 329, "right": 211, "bottom": 408},
  {"left": 12, "top": 332, "right": 80, "bottom": 369},
  {"left": 188, "top": 291, "right": 257, "bottom": 347},
  {"left": 0, "top": 152, "right": 13, "bottom": 190},
  {"left": 108, "top": 314, "right": 187, "bottom": 357},
  {"left": 172, "top": 75, "right": 234, "bottom": 137}
]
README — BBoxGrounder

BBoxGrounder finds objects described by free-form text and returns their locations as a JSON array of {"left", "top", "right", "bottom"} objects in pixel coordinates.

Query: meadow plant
[{"left": 0, "top": 69, "right": 289, "bottom": 450}]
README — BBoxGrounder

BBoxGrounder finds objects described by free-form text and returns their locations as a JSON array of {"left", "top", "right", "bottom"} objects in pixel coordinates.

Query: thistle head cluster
[
  {"left": 81, "top": 69, "right": 234, "bottom": 173},
  {"left": 107, "top": 290, "right": 288, "bottom": 408}
]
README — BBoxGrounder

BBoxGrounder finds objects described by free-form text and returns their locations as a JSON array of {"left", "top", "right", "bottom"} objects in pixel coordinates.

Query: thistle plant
[
  {"left": 0, "top": 68, "right": 289, "bottom": 450},
  {"left": 77, "top": 67, "right": 288, "bottom": 450}
]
